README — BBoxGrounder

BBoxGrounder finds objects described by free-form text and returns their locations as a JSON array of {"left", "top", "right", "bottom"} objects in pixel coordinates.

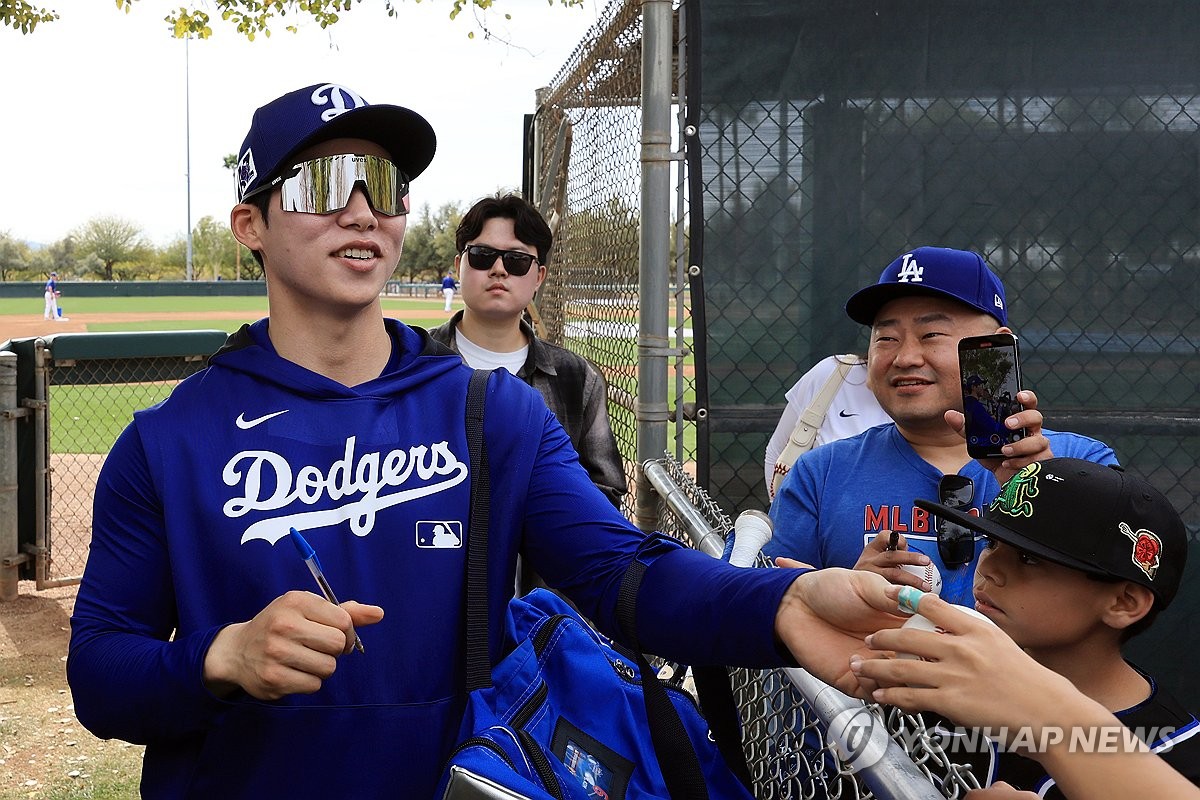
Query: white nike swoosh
[{"left": 235, "top": 410, "right": 289, "bottom": 430}]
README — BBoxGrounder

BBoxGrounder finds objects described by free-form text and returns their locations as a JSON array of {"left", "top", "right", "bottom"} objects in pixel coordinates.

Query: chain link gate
[{"left": 4, "top": 331, "right": 228, "bottom": 588}]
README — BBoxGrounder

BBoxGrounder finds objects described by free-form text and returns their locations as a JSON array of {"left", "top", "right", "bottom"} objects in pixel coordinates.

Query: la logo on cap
[{"left": 895, "top": 253, "right": 924, "bottom": 283}]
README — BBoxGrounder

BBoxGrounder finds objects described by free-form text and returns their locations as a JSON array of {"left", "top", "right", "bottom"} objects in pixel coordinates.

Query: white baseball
[
  {"left": 899, "top": 561, "right": 942, "bottom": 596},
  {"left": 897, "top": 605, "right": 996, "bottom": 663}
]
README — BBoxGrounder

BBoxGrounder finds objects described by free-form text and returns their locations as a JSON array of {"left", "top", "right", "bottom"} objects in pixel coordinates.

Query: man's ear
[
  {"left": 996, "top": 325, "right": 1014, "bottom": 335},
  {"left": 533, "top": 263, "right": 548, "bottom": 290},
  {"left": 230, "top": 203, "right": 264, "bottom": 252},
  {"left": 453, "top": 252, "right": 462, "bottom": 275},
  {"left": 1102, "top": 582, "right": 1156, "bottom": 631}
]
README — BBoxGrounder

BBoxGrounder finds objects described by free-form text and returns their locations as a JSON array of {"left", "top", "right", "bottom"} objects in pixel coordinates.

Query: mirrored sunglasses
[
  {"left": 246, "top": 154, "right": 410, "bottom": 216},
  {"left": 463, "top": 245, "right": 539, "bottom": 277},
  {"left": 935, "top": 474, "right": 977, "bottom": 568}
]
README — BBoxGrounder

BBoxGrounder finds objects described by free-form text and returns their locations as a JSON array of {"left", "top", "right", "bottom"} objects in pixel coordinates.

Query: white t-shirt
[
  {"left": 763, "top": 355, "right": 890, "bottom": 491},
  {"left": 454, "top": 329, "right": 528, "bottom": 375}
]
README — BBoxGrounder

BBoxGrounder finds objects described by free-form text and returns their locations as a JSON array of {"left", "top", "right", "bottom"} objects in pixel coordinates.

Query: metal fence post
[
  {"left": 635, "top": 0, "right": 674, "bottom": 533},
  {"left": 0, "top": 351, "right": 21, "bottom": 601}
]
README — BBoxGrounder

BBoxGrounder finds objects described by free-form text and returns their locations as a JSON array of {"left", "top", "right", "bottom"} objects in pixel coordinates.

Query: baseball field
[{"left": 0, "top": 294, "right": 457, "bottom": 342}]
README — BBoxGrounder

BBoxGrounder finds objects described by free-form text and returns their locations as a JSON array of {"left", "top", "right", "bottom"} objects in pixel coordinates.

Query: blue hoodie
[{"left": 68, "top": 318, "right": 798, "bottom": 799}]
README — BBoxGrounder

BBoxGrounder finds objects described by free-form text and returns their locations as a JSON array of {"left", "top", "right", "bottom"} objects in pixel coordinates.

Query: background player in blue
[
  {"left": 43, "top": 270, "right": 61, "bottom": 320},
  {"left": 766, "top": 247, "right": 1118, "bottom": 605},
  {"left": 441, "top": 270, "right": 457, "bottom": 311},
  {"left": 66, "top": 82, "right": 919, "bottom": 800}
]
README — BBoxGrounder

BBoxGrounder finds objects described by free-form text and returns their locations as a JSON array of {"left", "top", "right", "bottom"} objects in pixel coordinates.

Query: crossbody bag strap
[
  {"left": 464, "top": 369, "right": 493, "bottom": 692},
  {"left": 616, "top": 561, "right": 711, "bottom": 800},
  {"left": 769, "top": 354, "right": 857, "bottom": 500}
]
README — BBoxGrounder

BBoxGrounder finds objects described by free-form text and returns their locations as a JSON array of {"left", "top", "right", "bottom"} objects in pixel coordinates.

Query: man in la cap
[
  {"left": 766, "top": 247, "right": 1118, "bottom": 604},
  {"left": 914, "top": 457, "right": 1200, "bottom": 796},
  {"left": 67, "top": 83, "right": 925, "bottom": 799}
]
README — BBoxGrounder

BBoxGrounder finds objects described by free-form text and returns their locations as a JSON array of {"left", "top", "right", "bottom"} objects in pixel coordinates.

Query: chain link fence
[
  {"left": 4, "top": 332, "right": 227, "bottom": 588},
  {"left": 647, "top": 454, "right": 986, "bottom": 800},
  {"left": 529, "top": 0, "right": 699, "bottom": 518},
  {"left": 686, "top": 0, "right": 1200, "bottom": 710}
]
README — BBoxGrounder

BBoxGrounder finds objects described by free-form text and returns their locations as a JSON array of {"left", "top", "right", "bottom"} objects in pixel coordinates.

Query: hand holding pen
[{"left": 290, "top": 527, "right": 366, "bottom": 654}]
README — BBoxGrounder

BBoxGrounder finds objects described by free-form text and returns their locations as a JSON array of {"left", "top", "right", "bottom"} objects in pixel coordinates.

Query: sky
[{"left": 0, "top": 0, "right": 604, "bottom": 247}]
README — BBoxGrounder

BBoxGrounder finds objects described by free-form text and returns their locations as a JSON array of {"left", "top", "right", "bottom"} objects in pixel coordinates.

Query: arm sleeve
[
  {"left": 635, "top": 547, "right": 802, "bottom": 667},
  {"left": 516, "top": 400, "right": 796, "bottom": 668},
  {"left": 67, "top": 423, "right": 229, "bottom": 743}
]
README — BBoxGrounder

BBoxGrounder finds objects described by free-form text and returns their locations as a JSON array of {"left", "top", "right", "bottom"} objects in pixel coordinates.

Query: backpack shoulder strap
[
  {"left": 464, "top": 369, "right": 493, "bottom": 691},
  {"left": 617, "top": 562, "right": 712, "bottom": 799}
]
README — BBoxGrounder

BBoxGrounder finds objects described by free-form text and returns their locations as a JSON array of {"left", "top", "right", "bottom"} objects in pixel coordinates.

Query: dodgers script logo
[
  {"left": 224, "top": 435, "right": 468, "bottom": 545},
  {"left": 311, "top": 84, "right": 367, "bottom": 122}
]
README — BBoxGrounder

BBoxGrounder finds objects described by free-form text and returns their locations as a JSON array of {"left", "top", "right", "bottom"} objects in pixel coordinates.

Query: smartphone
[{"left": 958, "top": 333, "right": 1026, "bottom": 459}]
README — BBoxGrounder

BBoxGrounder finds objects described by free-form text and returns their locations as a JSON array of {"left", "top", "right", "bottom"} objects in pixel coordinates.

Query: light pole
[{"left": 185, "top": 35, "right": 194, "bottom": 281}]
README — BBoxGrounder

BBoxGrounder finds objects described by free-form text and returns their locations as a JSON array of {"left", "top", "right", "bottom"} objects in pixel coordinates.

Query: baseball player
[
  {"left": 66, "top": 81, "right": 915, "bottom": 799},
  {"left": 441, "top": 271, "right": 457, "bottom": 311},
  {"left": 912, "top": 458, "right": 1200, "bottom": 796},
  {"left": 43, "top": 271, "right": 60, "bottom": 320}
]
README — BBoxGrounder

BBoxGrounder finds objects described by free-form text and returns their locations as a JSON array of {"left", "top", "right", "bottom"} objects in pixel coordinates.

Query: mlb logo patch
[
  {"left": 416, "top": 520, "right": 463, "bottom": 549},
  {"left": 237, "top": 149, "right": 257, "bottom": 198}
]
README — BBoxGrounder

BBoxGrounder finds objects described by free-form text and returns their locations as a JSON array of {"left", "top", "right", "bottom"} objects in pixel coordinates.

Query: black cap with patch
[{"left": 915, "top": 458, "right": 1187, "bottom": 607}]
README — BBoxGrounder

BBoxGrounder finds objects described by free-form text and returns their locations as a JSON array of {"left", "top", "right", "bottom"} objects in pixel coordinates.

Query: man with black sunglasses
[
  {"left": 429, "top": 194, "right": 627, "bottom": 510},
  {"left": 766, "top": 247, "right": 1118, "bottom": 605},
  {"left": 67, "top": 83, "right": 914, "bottom": 799}
]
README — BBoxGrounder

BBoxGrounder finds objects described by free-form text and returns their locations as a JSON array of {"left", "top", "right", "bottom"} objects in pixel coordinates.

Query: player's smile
[{"left": 332, "top": 240, "right": 383, "bottom": 272}]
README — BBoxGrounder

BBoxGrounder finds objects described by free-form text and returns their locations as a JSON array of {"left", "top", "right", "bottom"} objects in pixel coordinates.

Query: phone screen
[{"left": 959, "top": 334, "right": 1025, "bottom": 459}]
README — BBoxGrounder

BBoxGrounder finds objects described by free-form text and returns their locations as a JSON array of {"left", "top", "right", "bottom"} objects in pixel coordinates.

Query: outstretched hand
[
  {"left": 203, "top": 591, "right": 384, "bottom": 701},
  {"left": 851, "top": 588, "right": 1073, "bottom": 739},
  {"left": 774, "top": 568, "right": 906, "bottom": 696}
]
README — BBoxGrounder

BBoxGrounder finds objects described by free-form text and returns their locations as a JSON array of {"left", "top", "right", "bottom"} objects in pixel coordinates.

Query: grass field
[{"left": 1, "top": 293, "right": 695, "bottom": 457}]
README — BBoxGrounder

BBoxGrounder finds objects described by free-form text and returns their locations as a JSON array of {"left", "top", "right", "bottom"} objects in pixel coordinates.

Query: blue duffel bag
[
  {"left": 438, "top": 588, "right": 754, "bottom": 800},
  {"left": 438, "top": 371, "right": 752, "bottom": 799}
]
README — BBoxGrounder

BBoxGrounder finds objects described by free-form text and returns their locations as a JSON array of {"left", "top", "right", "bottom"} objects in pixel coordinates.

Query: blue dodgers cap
[
  {"left": 235, "top": 82, "right": 436, "bottom": 202},
  {"left": 844, "top": 247, "right": 1008, "bottom": 327}
]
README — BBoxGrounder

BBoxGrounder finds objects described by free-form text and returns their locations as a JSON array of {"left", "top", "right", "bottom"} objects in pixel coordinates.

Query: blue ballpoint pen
[{"left": 289, "top": 527, "right": 365, "bottom": 654}]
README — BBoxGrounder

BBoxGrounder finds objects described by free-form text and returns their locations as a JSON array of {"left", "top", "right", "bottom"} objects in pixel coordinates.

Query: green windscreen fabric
[{"left": 688, "top": 0, "right": 1200, "bottom": 709}]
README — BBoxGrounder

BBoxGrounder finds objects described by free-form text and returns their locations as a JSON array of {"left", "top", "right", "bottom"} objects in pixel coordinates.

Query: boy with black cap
[
  {"left": 65, "top": 82, "right": 920, "bottom": 799},
  {"left": 915, "top": 457, "right": 1200, "bottom": 795},
  {"left": 767, "top": 246, "right": 1118, "bottom": 604}
]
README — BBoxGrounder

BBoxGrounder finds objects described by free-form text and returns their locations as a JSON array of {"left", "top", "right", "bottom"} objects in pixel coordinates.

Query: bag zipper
[{"left": 445, "top": 735, "right": 517, "bottom": 771}]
